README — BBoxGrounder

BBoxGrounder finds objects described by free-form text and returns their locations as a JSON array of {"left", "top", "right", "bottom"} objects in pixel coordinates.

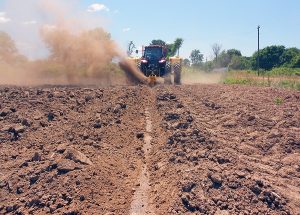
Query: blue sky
[{"left": 0, "top": 0, "right": 299, "bottom": 59}]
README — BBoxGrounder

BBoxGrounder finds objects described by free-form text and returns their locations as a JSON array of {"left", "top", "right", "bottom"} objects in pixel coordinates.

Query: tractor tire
[
  {"left": 164, "top": 62, "right": 172, "bottom": 84},
  {"left": 174, "top": 62, "right": 181, "bottom": 85}
]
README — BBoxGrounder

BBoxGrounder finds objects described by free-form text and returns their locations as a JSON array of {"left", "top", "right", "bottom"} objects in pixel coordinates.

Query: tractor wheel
[
  {"left": 174, "top": 62, "right": 181, "bottom": 85},
  {"left": 164, "top": 62, "right": 172, "bottom": 84}
]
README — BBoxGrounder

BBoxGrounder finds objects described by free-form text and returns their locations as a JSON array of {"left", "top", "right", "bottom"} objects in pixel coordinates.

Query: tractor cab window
[{"left": 144, "top": 47, "right": 163, "bottom": 59}]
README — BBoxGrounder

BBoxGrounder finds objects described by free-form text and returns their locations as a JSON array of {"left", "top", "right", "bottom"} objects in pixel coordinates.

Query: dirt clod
[
  {"left": 0, "top": 85, "right": 299, "bottom": 215},
  {"left": 136, "top": 132, "right": 144, "bottom": 139},
  {"left": 32, "top": 152, "right": 42, "bottom": 161},
  {"left": 64, "top": 148, "right": 93, "bottom": 165}
]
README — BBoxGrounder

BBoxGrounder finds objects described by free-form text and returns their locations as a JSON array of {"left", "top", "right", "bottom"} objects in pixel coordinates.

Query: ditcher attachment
[{"left": 148, "top": 74, "right": 157, "bottom": 87}]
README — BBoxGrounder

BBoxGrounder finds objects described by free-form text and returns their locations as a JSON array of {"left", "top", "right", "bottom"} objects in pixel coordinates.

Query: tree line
[
  {"left": 0, "top": 31, "right": 27, "bottom": 65},
  {"left": 131, "top": 38, "right": 300, "bottom": 72},
  {"left": 2, "top": 30, "right": 299, "bottom": 73},
  {"left": 187, "top": 44, "right": 300, "bottom": 72}
]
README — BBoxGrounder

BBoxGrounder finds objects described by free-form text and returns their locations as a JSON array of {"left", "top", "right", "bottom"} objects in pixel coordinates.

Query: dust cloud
[
  {"left": 119, "top": 60, "right": 149, "bottom": 85},
  {"left": 2, "top": 0, "right": 224, "bottom": 87},
  {"left": 182, "top": 69, "right": 225, "bottom": 85},
  {"left": 40, "top": 26, "right": 118, "bottom": 83},
  {"left": 0, "top": 0, "right": 144, "bottom": 86}
]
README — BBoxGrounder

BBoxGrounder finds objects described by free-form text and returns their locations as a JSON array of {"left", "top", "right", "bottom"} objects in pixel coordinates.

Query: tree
[
  {"left": 218, "top": 50, "right": 231, "bottom": 67},
  {"left": 203, "top": 61, "right": 214, "bottom": 72},
  {"left": 228, "top": 55, "right": 241, "bottom": 70},
  {"left": 151, "top": 39, "right": 172, "bottom": 56},
  {"left": 212, "top": 43, "right": 222, "bottom": 63},
  {"left": 150, "top": 38, "right": 183, "bottom": 57},
  {"left": 172, "top": 38, "right": 183, "bottom": 56},
  {"left": 183, "top": 58, "right": 190, "bottom": 67},
  {"left": 127, "top": 41, "right": 136, "bottom": 56},
  {"left": 0, "top": 31, "right": 27, "bottom": 65},
  {"left": 290, "top": 54, "right": 300, "bottom": 68},
  {"left": 280, "top": 47, "right": 300, "bottom": 67},
  {"left": 0, "top": 31, "right": 18, "bottom": 63},
  {"left": 218, "top": 49, "right": 243, "bottom": 68},
  {"left": 150, "top": 39, "right": 166, "bottom": 46},
  {"left": 167, "top": 44, "right": 175, "bottom": 57},
  {"left": 190, "top": 49, "right": 203, "bottom": 66},
  {"left": 227, "top": 49, "right": 242, "bottom": 58},
  {"left": 251, "top": 45, "right": 285, "bottom": 70}
]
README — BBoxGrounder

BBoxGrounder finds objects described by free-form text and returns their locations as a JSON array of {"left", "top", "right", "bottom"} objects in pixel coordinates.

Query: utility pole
[{"left": 257, "top": 25, "right": 260, "bottom": 76}]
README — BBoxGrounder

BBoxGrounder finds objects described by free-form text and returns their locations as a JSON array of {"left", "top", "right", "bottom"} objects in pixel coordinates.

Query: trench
[{"left": 129, "top": 108, "right": 154, "bottom": 215}]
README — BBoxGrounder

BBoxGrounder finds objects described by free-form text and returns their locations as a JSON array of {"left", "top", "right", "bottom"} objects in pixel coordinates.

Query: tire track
[{"left": 130, "top": 108, "right": 154, "bottom": 215}]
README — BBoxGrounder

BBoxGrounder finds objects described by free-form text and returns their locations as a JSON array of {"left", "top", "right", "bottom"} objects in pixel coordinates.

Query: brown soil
[{"left": 0, "top": 84, "right": 299, "bottom": 215}]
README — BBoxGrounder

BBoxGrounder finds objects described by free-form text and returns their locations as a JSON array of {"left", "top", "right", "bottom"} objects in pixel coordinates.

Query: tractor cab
[
  {"left": 140, "top": 45, "right": 168, "bottom": 77},
  {"left": 143, "top": 46, "right": 166, "bottom": 60}
]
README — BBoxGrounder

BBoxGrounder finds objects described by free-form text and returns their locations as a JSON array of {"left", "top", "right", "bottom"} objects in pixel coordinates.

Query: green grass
[
  {"left": 223, "top": 77, "right": 252, "bottom": 85},
  {"left": 266, "top": 67, "right": 300, "bottom": 76},
  {"left": 274, "top": 97, "right": 283, "bottom": 105},
  {"left": 223, "top": 70, "right": 300, "bottom": 91},
  {"left": 276, "top": 80, "right": 300, "bottom": 90}
]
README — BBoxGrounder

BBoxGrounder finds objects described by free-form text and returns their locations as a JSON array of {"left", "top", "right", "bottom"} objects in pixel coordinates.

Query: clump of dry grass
[{"left": 224, "top": 70, "right": 300, "bottom": 90}]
